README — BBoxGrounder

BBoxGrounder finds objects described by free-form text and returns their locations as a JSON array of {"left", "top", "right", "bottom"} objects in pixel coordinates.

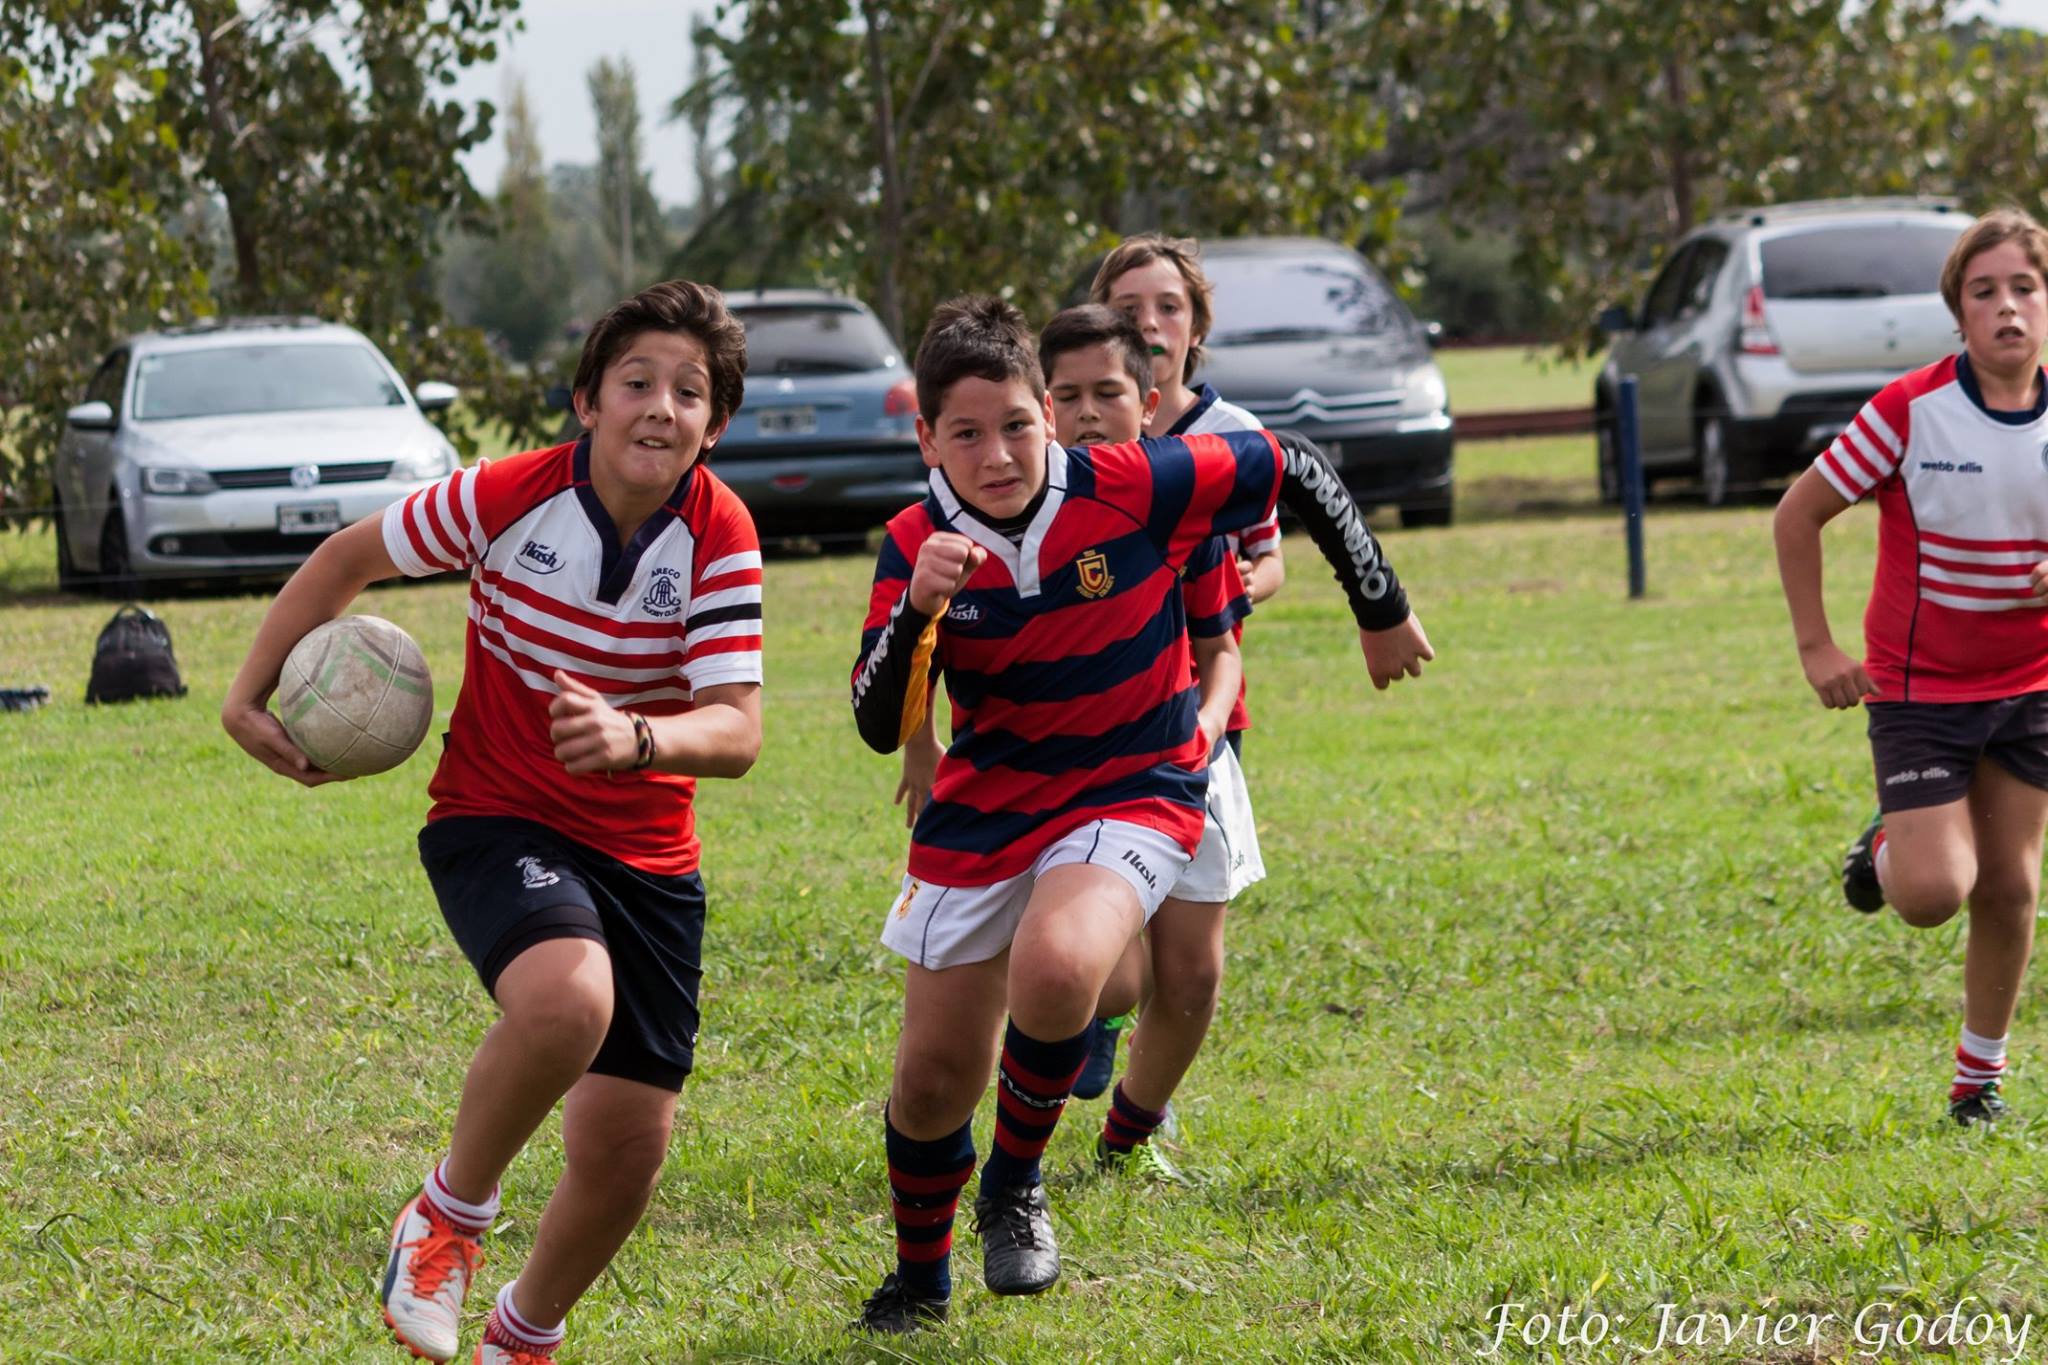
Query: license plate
[
  {"left": 757, "top": 405, "right": 817, "bottom": 435},
  {"left": 277, "top": 500, "right": 340, "bottom": 535}
]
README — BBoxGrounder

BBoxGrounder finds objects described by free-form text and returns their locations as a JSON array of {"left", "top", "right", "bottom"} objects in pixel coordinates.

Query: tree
[
  {"left": 1, "top": 0, "right": 553, "bottom": 516},
  {"left": 1362, "top": 0, "right": 2047, "bottom": 347},
  {"left": 469, "top": 76, "right": 572, "bottom": 362},
  {"left": 588, "top": 56, "right": 668, "bottom": 299},
  {"left": 676, "top": 0, "right": 1395, "bottom": 346}
]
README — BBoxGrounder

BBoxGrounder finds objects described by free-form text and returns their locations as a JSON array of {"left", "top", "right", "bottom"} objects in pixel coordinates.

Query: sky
[
  {"left": 445, "top": 0, "right": 724, "bottom": 207},
  {"left": 448, "top": 0, "right": 2048, "bottom": 211}
]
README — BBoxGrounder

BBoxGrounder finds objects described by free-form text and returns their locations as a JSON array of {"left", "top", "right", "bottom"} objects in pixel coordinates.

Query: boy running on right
[{"left": 1773, "top": 207, "right": 2048, "bottom": 1127}]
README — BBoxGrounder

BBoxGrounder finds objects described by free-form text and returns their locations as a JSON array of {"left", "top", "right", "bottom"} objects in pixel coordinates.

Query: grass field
[
  {"left": 5, "top": 435, "right": 2046, "bottom": 1363},
  {"left": 1436, "top": 346, "right": 1604, "bottom": 414}
]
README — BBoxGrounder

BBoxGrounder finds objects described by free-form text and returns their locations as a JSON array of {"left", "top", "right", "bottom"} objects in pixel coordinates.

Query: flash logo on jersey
[{"left": 1075, "top": 550, "right": 1113, "bottom": 599}]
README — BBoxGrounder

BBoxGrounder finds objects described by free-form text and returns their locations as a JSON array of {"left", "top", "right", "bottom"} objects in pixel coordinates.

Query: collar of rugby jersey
[
  {"left": 571, "top": 434, "right": 699, "bottom": 605},
  {"left": 927, "top": 440, "right": 1069, "bottom": 597},
  {"left": 1954, "top": 351, "right": 2048, "bottom": 426}
]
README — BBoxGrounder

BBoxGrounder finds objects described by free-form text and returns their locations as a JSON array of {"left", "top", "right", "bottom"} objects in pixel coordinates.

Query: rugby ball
[{"left": 277, "top": 615, "right": 434, "bottom": 777}]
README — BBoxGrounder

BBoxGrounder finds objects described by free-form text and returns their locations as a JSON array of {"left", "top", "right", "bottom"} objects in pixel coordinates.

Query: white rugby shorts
[
  {"left": 1170, "top": 739, "right": 1264, "bottom": 903},
  {"left": 881, "top": 819, "right": 1191, "bottom": 970}
]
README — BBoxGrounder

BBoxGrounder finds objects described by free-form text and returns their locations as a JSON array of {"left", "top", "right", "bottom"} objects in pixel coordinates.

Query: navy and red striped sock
[
  {"left": 980, "top": 1020, "right": 1090, "bottom": 1194},
  {"left": 885, "top": 1111, "right": 975, "bottom": 1299},
  {"left": 1100, "top": 1081, "right": 1168, "bottom": 1155}
]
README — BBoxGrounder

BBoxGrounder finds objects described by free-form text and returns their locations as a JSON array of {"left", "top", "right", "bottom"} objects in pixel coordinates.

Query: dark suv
[{"left": 1191, "top": 237, "right": 1454, "bottom": 526}]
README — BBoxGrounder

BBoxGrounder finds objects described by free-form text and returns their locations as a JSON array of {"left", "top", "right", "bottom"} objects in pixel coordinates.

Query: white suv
[
  {"left": 1596, "top": 198, "right": 1968, "bottom": 505},
  {"left": 52, "top": 318, "right": 461, "bottom": 593}
]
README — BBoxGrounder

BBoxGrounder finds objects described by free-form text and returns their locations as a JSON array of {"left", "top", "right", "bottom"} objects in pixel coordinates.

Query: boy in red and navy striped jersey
[
  {"left": 848, "top": 296, "right": 1431, "bottom": 1332},
  {"left": 1775, "top": 209, "right": 2048, "bottom": 1128},
  {"left": 224, "top": 282, "right": 763, "bottom": 1362}
]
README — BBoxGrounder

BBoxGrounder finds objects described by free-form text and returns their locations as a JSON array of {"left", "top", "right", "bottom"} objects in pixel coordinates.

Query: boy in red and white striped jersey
[
  {"left": 223, "top": 281, "right": 763, "bottom": 1361},
  {"left": 1775, "top": 209, "right": 2048, "bottom": 1127}
]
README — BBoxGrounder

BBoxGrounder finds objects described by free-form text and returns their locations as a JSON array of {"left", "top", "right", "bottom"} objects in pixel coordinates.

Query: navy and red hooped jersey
[
  {"left": 858, "top": 430, "right": 1282, "bottom": 887},
  {"left": 1814, "top": 354, "right": 2048, "bottom": 702},
  {"left": 382, "top": 439, "right": 763, "bottom": 874}
]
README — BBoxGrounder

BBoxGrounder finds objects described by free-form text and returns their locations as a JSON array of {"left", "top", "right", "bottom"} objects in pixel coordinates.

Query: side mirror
[
  {"left": 66, "top": 400, "right": 115, "bottom": 431},
  {"left": 414, "top": 380, "right": 459, "bottom": 412},
  {"left": 1421, "top": 320, "right": 1444, "bottom": 349},
  {"left": 1596, "top": 305, "right": 1635, "bottom": 335}
]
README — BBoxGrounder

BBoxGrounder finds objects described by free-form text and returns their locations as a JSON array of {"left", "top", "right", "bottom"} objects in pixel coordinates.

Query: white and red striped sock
[
  {"left": 489, "top": 1281, "right": 565, "bottom": 1352},
  {"left": 421, "top": 1158, "right": 499, "bottom": 1237},
  {"left": 1951, "top": 1027, "right": 2008, "bottom": 1101}
]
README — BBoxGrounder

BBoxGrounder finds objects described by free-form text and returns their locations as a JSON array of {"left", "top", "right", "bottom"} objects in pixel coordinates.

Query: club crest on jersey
[
  {"left": 642, "top": 566, "right": 684, "bottom": 618},
  {"left": 1075, "top": 549, "right": 1114, "bottom": 599}
]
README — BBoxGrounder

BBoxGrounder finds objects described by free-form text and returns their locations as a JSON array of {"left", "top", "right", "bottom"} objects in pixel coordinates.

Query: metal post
[{"left": 1617, "top": 376, "right": 1646, "bottom": 599}]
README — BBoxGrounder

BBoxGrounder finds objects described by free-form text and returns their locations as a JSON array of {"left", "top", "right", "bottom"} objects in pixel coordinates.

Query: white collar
[{"left": 928, "top": 441, "right": 1068, "bottom": 597}]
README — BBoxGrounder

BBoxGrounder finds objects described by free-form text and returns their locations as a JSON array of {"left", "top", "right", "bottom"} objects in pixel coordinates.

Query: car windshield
[
  {"left": 1760, "top": 223, "right": 1964, "bottom": 300},
  {"left": 133, "top": 343, "right": 405, "bottom": 420},
  {"left": 1205, "top": 254, "right": 1409, "bottom": 344},
  {"left": 736, "top": 305, "right": 898, "bottom": 374}
]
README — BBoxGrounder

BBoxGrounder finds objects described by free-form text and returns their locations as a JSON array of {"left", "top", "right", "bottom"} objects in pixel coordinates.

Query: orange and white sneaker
[
  {"left": 473, "top": 1307, "right": 559, "bottom": 1363},
  {"left": 380, "top": 1194, "right": 484, "bottom": 1361}
]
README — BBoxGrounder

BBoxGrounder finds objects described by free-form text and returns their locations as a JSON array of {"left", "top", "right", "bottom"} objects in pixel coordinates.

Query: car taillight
[
  {"left": 884, "top": 378, "right": 917, "bottom": 417},
  {"left": 1739, "top": 285, "right": 1780, "bottom": 356}
]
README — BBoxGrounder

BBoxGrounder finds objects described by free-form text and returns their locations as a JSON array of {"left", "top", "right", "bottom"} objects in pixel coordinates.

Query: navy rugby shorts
[
  {"left": 417, "top": 814, "right": 706, "bottom": 1091},
  {"left": 1866, "top": 693, "right": 2048, "bottom": 813}
]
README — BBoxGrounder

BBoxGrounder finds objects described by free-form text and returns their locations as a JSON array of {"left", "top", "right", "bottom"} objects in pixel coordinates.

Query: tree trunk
[
  {"left": 1661, "top": 54, "right": 1695, "bottom": 238},
  {"left": 190, "top": 0, "right": 264, "bottom": 308},
  {"left": 861, "top": 1, "right": 903, "bottom": 344}
]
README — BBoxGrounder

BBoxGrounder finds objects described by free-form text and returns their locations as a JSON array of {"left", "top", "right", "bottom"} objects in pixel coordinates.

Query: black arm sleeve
[
  {"left": 851, "top": 589, "right": 941, "bottom": 754},
  {"left": 1273, "top": 429, "right": 1411, "bottom": 631}
]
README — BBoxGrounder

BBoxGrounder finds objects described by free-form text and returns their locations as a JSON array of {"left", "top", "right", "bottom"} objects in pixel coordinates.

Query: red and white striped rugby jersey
[
  {"left": 1815, "top": 354, "right": 2048, "bottom": 702},
  {"left": 382, "top": 439, "right": 763, "bottom": 873}
]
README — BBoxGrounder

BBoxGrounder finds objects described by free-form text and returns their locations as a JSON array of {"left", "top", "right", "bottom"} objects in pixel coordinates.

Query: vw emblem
[
  {"left": 289, "top": 464, "right": 321, "bottom": 489},
  {"left": 777, "top": 377, "right": 796, "bottom": 394}
]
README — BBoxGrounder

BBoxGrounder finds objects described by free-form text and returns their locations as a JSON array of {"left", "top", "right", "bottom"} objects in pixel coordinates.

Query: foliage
[
  {"left": 1367, "top": 1, "right": 2048, "bottom": 349},
  {"left": 588, "top": 56, "right": 670, "bottom": 300},
  {"left": 444, "top": 77, "right": 573, "bottom": 364},
  {"left": 677, "top": 0, "right": 1398, "bottom": 345},
  {"left": 0, "top": 0, "right": 554, "bottom": 516}
]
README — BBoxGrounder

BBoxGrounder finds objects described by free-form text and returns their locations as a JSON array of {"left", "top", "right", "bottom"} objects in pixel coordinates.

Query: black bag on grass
[{"left": 84, "top": 604, "right": 187, "bottom": 704}]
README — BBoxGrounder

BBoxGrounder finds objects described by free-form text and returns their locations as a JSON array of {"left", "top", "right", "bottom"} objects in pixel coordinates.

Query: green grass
[
  {"left": 4, "top": 460, "right": 2046, "bottom": 1363},
  {"left": 1438, "top": 345, "right": 1604, "bottom": 414}
]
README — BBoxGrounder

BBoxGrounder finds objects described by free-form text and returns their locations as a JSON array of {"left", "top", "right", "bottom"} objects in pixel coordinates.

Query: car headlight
[
  {"left": 390, "top": 445, "right": 457, "bottom": 482},
  {"left": 141, "top": 466, "right": 219, "bottom": 495},
  {"left": 1401, "top": 364, "right": 1448, "bottom": 417}
]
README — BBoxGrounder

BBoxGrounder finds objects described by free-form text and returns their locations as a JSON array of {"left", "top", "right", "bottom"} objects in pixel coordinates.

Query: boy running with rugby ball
[{"left": 224, "top": 281, "right": 764, "bottom": 1360}]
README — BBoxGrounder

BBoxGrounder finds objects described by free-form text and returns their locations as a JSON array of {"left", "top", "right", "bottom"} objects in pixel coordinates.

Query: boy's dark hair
[
  {"left": 914, "top": 295, "right": 1042, "bottom": 422},
  {"left": 572, "top": 280, "right": 748, "bottom": 429},
  {"left": 1940, "top": 207, "right": 2048, "bottom": 321},
  {"left": 1038, "top": 304, "right": 1155, "bottom": 395},
  {"left": 1089, "top": 232, "right": 1214, "bottom": 384}
]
